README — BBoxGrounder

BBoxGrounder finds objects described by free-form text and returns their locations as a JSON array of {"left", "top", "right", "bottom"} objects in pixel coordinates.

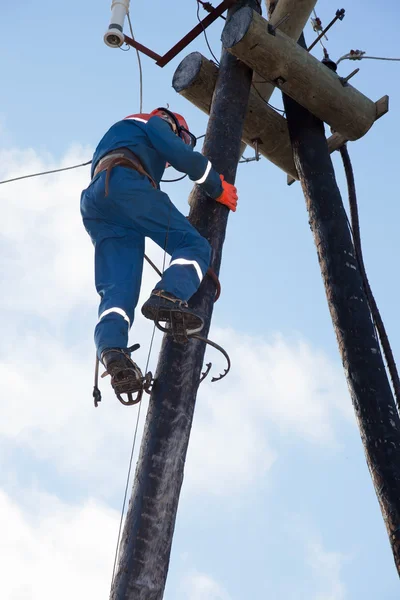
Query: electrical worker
[{"left": 80, "top": 108, "right": 238, "bottom": 402}]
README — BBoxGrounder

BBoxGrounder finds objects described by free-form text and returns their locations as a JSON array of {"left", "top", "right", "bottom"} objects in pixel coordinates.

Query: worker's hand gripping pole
[{"left": 104, "top": 0, "right": 130, "bottom": 48}]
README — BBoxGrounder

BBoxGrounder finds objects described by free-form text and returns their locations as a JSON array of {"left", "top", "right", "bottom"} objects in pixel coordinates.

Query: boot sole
[{"left": 142, "top": 303, "right": 203, "bottom": 335}]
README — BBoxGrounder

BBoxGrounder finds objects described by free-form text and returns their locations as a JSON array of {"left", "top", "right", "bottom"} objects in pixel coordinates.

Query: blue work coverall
[{"left": 80, "top": 115, "right": 223, "bottom": 358}]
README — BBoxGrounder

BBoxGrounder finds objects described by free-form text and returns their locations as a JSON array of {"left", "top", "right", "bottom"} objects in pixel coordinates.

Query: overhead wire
[
  {"left": 0, "top": 160, "right": 92, "bottom": 185},
  {"left": 337, "top": 51, "right": 400, "bottom": 65},
  {"left": 196, "top": 0, "right": 220, "bottom": 65}
]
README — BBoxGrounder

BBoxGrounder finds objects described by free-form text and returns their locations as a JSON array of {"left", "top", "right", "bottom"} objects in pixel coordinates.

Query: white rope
[{"left": 127, "top": 12, "right": 144, "bottom": 113}]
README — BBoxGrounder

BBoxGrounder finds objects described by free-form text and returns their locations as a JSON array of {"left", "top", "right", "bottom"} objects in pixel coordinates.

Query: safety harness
[{"left": 93, "top": 147, "right": 157, "bottom": 194}]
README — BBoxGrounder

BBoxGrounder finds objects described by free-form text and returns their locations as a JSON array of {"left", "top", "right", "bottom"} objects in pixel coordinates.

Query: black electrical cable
[
  {"left": 251, "top": 82, "right": 286, "bottom": 114},
  {"left": 196, "top": 0, "right": 220, "bottom": 65},
  {"left": 340, "top": 144, "right": 400, "bottom": 413},
  {"left": 160, "top": 173, "right": 188, "bottom": 182}
]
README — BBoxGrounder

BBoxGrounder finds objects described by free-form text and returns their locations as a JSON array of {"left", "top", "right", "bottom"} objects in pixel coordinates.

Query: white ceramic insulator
[{"left": 104, "top": 0, "right": 130, "bottom": 48}]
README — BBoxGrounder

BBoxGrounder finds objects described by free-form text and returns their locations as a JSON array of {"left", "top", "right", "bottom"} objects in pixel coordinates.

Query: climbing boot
[
  {"left": 100, "top": 346, "right": 151, "bottom": 405},
  {"left": 141, "top": 289, "right": 204, "bottom": 343}
]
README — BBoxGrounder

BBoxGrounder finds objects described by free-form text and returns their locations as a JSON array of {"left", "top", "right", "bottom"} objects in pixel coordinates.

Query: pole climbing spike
[
  {"left": 141, "top": 290, "right": 231, "bottom": 381},
  {"left": 199, "top": 362, "right": 212, "bottom": 384},
  {"left": 93, "top": 344, "right": 153, "bottom": 407},
  {"left": 192, "top": 334, "right": 231, "bottom": 383}
]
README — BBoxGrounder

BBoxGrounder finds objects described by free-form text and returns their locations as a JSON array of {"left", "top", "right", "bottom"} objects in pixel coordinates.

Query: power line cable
[
  {"left": 0, "top": 160, "right": 92, "bottom": 185},
  {"left": 337, "top": 50, "right": 400, "bottom": 65}
]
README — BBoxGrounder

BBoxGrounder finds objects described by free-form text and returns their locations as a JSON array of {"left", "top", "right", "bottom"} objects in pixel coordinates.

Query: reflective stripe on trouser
[{"left": 80, "top": 166, "right": 211, "bottom": 357}]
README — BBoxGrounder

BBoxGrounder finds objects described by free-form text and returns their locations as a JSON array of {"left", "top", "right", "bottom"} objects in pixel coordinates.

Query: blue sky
[{"left": 1, "top": 0, "right": 400, "bottom": 598}]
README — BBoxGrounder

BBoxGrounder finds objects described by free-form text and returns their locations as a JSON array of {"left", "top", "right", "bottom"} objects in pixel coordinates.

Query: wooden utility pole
[
  {"left": 264, "top": 0, "right": 400, "bottom": 576},
  {"left": 109, "top": 2, "right": 261, "bottom": 598}
]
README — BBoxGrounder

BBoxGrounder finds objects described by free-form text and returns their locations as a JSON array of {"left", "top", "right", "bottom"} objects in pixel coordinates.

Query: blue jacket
[{"left": 91, "top": 115, "right": 223, "bottom": 199}]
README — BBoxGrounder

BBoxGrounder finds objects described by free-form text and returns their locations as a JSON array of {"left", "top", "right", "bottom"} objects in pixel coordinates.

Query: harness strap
[
  {"left": 206, "top": 267, "right": 221, "bottom": 301},
  {"left": 93, "top": 147, "right": 157, "bottom": 195}
]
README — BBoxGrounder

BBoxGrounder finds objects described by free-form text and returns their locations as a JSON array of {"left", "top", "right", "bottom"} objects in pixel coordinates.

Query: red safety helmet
[{"left": 150, "top": 107, "right": 197, "bottom": 149}]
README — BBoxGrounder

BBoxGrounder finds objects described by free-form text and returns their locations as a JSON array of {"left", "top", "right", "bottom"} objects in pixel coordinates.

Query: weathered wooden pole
[
  {"left": 267, "top": 0, "right": 400, "bottom": 574},
  {"left": 109, "top": 2, "right": 262, "bottom": 599}
]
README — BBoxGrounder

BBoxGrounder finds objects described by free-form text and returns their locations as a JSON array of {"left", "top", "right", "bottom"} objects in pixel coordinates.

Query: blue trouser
[{"left": 80, "top": 166, "right": 211, "bottom": 358}]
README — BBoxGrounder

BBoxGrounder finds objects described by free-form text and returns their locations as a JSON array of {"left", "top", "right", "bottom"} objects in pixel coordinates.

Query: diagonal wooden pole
[
  {"left": 266, "top": 0, "right": 400, "bottom": 576},
  {"left": 109, "top": 2, "right": 262, "bottom": 598}
]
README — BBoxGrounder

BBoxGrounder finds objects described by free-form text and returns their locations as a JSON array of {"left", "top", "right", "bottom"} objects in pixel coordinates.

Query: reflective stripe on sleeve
[
  {"left": 98, "top": 307, "right": 131, "bottom": 327},
  {"left": 169, "top": 258, "right": 203, "bottom": 282},
  {"left": 195, "top": 160, "right": 212, "bottom": 184}
]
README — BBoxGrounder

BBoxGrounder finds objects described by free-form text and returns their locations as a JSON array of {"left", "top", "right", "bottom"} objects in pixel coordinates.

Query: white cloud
[
  {"left": 307, "top": 539, "right": 347, "bottom": 600},
  {"left": 280, "top": 516, "right": 348, "bottom": 600},
  {"left": 0, "top": 488, "right": 118, "bottom": 600},
  {"left": 0, "top": 489, "right": 349, "bottom": 600},
  {"left": 180, "top": 570, "right": 231, "bottom": 600},
  {"left": 185, "top": 328, "right": 353, "bottom": 495}
]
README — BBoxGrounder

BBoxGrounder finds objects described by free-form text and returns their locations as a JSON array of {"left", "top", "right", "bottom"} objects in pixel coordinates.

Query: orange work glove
[{"left": 216, "top": 175, "right": 238, "bottom": 212}]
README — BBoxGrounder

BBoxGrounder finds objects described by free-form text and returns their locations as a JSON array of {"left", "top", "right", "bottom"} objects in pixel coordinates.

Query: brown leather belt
[{"left": 93, "top": 147, "right": 157, "bottom": 196}]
